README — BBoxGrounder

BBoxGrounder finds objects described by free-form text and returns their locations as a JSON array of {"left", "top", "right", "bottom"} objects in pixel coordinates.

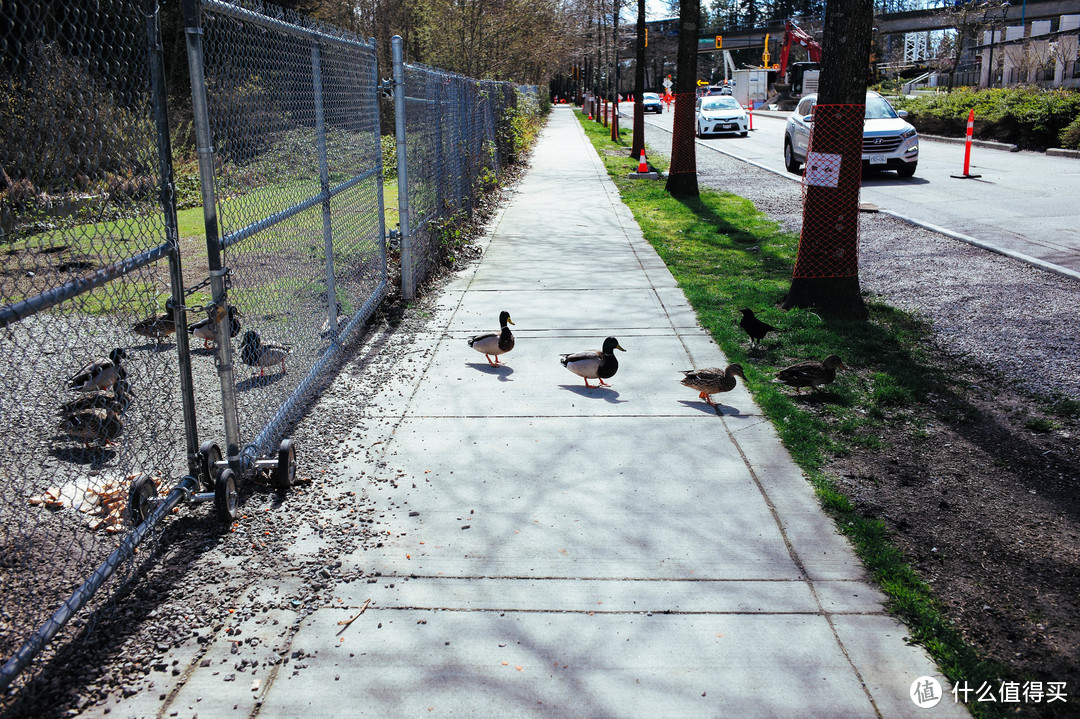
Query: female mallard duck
[
  {"left": 776, "top": 354, "right": 846, "bottom": 393},
  {"left": 61, "top": 406, "right": 123, "bottom": 447},
  {"left": 67, "top": 348, "right": 126, "bottom": 392},
  {"left": 467, "top": 310, "right": 515, "bottom": 366},
  {"left": 679, "top": 363, "right": 745, "bottom": 406},
  {"left": 132, "top": 313, "right": 175, "bottom": 340},
  {"left": 188, "top": 305, "right": 243, "bottom": 350},
  {"left": 560, "top": 336, "right": 626, "bottom": 388},
  {"left": 240, "top": 330, "right": 290, "bottom": 376}
]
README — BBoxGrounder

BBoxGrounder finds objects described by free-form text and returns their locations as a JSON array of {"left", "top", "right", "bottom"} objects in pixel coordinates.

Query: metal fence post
[
  {"left": 148, "top": 0, "right": 201, "bottom": 477},
  {"left": 182, "top": 0, "right": 243, "bottom": 466},
  {"left": 311, "top": 39, "right": 339, "bottom": 336},
  {"left": 392, "top": 35, "right": 414, "bottom": 301}
]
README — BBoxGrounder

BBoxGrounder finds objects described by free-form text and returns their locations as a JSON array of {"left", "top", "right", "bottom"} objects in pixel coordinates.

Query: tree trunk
[
  {"left": 630, "top": 0, "right": 646, "bottom": 157},
  {"left": 783, "top": 0, "right": 871, "bottom": 320},
  {"left": 664, "top": 0, "right": 699, "bottom": 198}
]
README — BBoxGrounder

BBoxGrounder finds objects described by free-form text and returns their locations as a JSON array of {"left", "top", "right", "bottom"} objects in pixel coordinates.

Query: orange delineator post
[
  {"left": 962, "top": 108, "right": 974, "bottom": 174},
  {"left": 748, "top": 101, "right": 754, "bottom": 131},
  {"left": 951, "top": 109, "right": 981, "bottom": 179}
]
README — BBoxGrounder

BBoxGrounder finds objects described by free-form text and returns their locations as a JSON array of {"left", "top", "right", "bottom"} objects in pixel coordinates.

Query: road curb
[
  {"left": 919, "top": 133, "right": 1019, "bottom": 152},
  {"left": 879, "top": 210, "right": 1080, "bottom": 283}
]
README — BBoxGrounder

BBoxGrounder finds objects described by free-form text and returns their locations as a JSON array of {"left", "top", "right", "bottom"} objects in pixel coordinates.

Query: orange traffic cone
[{"left": 637, "top": 150, "right": 648, "bottom": 173}]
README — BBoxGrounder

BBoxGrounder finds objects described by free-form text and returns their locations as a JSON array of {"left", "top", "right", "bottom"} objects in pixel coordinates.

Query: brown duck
[
  {"left": 776, "top": 355, "right": 846, "bottom": 393},
  {"left": 679, "top": 363, "right": 745, "bottom": 406}
]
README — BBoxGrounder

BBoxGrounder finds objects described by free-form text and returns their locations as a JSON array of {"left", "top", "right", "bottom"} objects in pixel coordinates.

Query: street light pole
[{"left": 983, "top": 1, "right": 1010, "bottom": 88}]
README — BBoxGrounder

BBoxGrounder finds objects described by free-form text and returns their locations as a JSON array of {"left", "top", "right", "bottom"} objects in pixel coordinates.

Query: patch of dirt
[{"left": 827, "top": 348, "right": 1080, "bottom": 715}]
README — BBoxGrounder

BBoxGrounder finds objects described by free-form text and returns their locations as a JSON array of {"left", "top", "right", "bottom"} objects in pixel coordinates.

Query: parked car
[
  {"left": 641, "top": 92, "right": 663, "bottom": 113},
  {"left": 783, "top": 91, "right": 919, "bottom": 177},
  {"left": 695, "top": 95, "right": 749, "bottom": 138}
]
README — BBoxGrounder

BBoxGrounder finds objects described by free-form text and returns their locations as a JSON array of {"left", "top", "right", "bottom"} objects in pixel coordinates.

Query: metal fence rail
[{"left": 396, "top": 51, "right": 518, "bottom": 296}]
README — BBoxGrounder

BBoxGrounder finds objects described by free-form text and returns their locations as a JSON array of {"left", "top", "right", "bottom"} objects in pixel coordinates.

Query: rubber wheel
[
  {"left": 199, "top": 441, "right": 223, "bottom": 491},
  {"left": 214, "top": 468, "right": 239, "bottom": 523},
  {"left": 127, "top": 474, "right": 158, "bottom": 527},
  {"left": 897, "top": 163, "right": 917, "bottom": 178},
  {"left": 784, "top": 138, "right": 801, "bottom": 173},
  {"left": 740, "top": 130, "right": 748, "bottom": 137},
  {"left": 274, "top": 438, "right": 297, "bottom": 489},
  {"left": 695, "top": 124, "right": 701, "bottom": 138}
]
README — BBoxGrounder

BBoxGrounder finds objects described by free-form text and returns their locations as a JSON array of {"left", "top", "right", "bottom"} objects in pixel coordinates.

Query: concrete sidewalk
[{"left": 116, "top": 107, "right": 968, "bottom": 718}]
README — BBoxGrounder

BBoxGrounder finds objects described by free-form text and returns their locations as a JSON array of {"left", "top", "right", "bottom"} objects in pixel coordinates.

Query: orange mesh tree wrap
[
  {"left": 668, "top": 92, "right": 698, "bottom": 179},
  {"left": 793, "top": 104, "right": 863, "bottom": 279}
]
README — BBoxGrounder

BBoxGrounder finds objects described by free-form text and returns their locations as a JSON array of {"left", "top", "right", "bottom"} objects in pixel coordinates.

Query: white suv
[{"left": 783, "top": 91, "right": 919, "bottom": 178}]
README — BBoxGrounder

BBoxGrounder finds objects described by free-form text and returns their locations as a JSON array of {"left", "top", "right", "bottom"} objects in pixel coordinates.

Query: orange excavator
[{"left": 771, "top": 21, "right": 822, "bottom": 108}]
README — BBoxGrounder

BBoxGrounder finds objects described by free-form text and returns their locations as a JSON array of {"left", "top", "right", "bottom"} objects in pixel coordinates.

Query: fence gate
[
  {"left": 182, "top": 0, "right": 387, "bottom": 475},
  {"left": 1, "top": 0, "right": 387, "bottom": 697}
]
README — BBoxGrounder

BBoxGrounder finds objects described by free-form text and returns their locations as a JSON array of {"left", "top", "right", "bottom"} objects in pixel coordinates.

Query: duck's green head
[
  {"left": 109, "top": 347, "right": 127, "bottom": 363},
  {"left": 602, "top": 336, "right": 625, "bottom": 354},
  {"left": 499, "top": 310, "right": 514, "bottom": 327},
  {"left": 241, "top": 330, "right": 259, "bottom": 347}
]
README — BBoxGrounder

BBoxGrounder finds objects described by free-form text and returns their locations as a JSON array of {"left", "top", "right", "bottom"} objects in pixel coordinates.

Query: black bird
[{"left": 739, "top": 308, "right": 778, "bottom": 348}]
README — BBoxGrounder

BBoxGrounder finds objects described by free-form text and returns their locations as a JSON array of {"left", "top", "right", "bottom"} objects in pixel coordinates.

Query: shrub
[
  {"left": 1060, "top": 114, "right": 1080, "bottom": 150},
  {"left": 893, "top": 87, "right": 1080, "bottom": 150}
]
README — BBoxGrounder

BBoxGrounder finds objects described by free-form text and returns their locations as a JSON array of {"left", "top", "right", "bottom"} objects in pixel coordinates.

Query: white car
[
  {"left": 783, "top": 91, "right": 919, "bottom": 177},
  {"left": 695, "top": 96, "right": 748, "bottom": 138},
  {"left": 642, "top": 92, "right": 663, "bottom": 114}
]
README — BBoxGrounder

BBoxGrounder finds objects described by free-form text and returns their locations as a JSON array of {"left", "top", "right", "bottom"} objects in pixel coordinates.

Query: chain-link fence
[
  {"left": 395, "top": 57, "right": 517, "bottom": 294},
  {"left": 187, "top": 0, "right": 387, "bottom": 468},
  {"left": 1, "top": 0, "right": 192, "bottom": 695},
  {"left": 1, "top": 0, "right": 531, "bottom": 700}
]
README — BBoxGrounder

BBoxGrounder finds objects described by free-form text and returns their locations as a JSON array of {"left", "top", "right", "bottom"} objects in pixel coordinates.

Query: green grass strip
[{"left": 575, "top": 111, "right": 1012, "bottom": 718}]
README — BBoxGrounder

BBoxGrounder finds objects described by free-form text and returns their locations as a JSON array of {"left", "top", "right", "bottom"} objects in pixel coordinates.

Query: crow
[{"left": 739, "top": 308, "right": 778, "bottom": 347}]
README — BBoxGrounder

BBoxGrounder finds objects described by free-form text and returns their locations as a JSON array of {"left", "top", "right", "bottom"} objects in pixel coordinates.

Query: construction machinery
[{"left": 770, "top": 21, "right": 822, "bottom": 109}]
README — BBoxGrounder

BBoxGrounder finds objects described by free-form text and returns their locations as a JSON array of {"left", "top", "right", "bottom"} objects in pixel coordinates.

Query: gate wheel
[
  {"left": 274, "top": 439, "right": 297, "bottom": 489},
  {"left": 214, "top": 468, "right": 238, "bottom": 523}
]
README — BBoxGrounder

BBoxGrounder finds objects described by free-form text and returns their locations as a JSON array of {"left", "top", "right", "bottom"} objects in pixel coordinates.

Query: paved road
[{"left": 624, "top": 101, "right": 1080, "bottom": 279}]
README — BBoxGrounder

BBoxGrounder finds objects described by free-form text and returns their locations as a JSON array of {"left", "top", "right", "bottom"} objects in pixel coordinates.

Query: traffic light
[{"left": 715, "top": 35, "right": 722, "bottom": 49}]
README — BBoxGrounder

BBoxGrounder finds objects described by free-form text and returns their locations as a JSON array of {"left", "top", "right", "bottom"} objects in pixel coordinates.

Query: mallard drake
[
  {"left": 59, "top": 369, "right": 135, "bottom": 416},
  {"left": 560, "top": 336, "right": 625, "bottom": 388},
  {"left": 739, "top": 308, "right": 778, "bottom": 347},
  {"left": 67, "top": 348, "right": 125, "bottom": 392},
  {"left": 776, "top": 354, "right": 846, "bottom": 393},
  {"left": 61, "top": 406, "right": 123, "bottom": 447},
  {"left": 240, "top": 330, "right": 290, "bottom": 376},
  {"left": 679, "top": 363, "right": 745, "bottom": 406},
  {"left": 467, "top": 310, "right": 515, "bottom": 366},
  {"left": 188, "top": 305, "right": 242, "bottom": 350}
]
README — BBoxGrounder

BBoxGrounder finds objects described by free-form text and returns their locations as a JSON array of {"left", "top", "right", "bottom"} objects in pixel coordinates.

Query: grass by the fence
[{"left": 574, "top": 111, "right": 1011, "bottom": 718}]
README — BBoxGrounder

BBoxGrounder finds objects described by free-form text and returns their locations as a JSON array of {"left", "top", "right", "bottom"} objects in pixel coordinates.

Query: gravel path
[{"left": 645, "top": 123, "right": 1080, "bottom": 402}]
